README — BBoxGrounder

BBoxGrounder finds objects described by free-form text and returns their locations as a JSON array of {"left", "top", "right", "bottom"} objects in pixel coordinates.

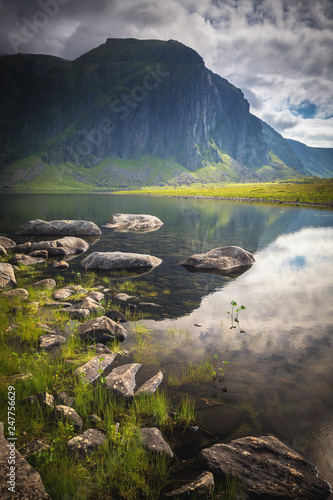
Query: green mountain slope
[{"left": 286, "top": 139, "right": 333, "bottom": 178}]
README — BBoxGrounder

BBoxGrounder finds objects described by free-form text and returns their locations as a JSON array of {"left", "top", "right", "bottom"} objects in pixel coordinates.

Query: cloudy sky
[{"left": 1, "top": 0, "right": 332, "bottom": 148}]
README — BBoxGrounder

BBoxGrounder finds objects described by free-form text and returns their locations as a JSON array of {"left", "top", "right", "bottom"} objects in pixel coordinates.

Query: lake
[{"left": 1, "top": 192, "right": 333, "bottom": 485}]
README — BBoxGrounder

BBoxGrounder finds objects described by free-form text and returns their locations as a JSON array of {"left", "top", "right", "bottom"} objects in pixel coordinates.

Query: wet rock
[
  {"left": 105, "top": 363, "right": 141, "bottom": 400},
  {"left": 0, "top": 245, "right": 7, "bottom": 257},
  {"left": 39, "top": 334, "right": 66, "bottom": 350},
  {"left": 28, "top": 237, "right": 89, "bottom": 256},
  {"left": 10, "top": 253, "right": 46, "bottom": 266},
  {"left": 19, "top": 438, "right": 50, "bottom": 459},
  {"left": 104, "top": 213, "right": 163, "bottom": 231},
  {"left": 0, "top": 422, "right": 51, "bottom": 499},
  {"left": 23, "top": 392, "right": 55, "bottom": 410},
  {"left": 75, "top": 353, "right": 117, "bottom": 385},
  {"left": 137, "top": 302, "right": 164, "bottom": 313},
  {"left": 28, "top": 249, "right": 48, "bottom": 259},
  {"left": 30, "top": 278, "right": 56, "bottom": 290},
  {"left": 180, "top": 246, "right": 255, "bottom": 275},
  {"left": 86, "top": 343, "right": 113, "bottom": 354},
  {"left": 54, "top": 405, "right": 83, "bottom": 431},
  {"left": 105, "top": 310, "right": 128, "bottom": 323},
  {"left": 2, "top": 288, "right": 29, "bottom": 301},
  {"left": 140, "top": 427, "right": 174, "bottom": 458},
  {"left": 166, "top": 471, "right": 215, "bottom": 498},
  {"left": 0, "top": 236, "right": 16, "bottom": 250},
  {"left": 135, "top": 371, "right": 163, "bottom": 396},
  {"left": 81, "top": 251, "right": 162, "bottom": 271},
  {"left": 56, "top": 392, "right": 74, "bottom": 407},
  {"left": 0, "top": 263, "right": 17, "bottom": 289},
  {"left": 67, "top": 429, "right": 107, "bottom": 459},
  {"left": 198, "top": 435, "right": 332, "bottom": 500},
  {"left": 18, "top": 219, "right": 101, "bottom": 236},
  {"left": 78, "top": 316, "right": 127, "bottom": 344},
  {"left": 14, "top": 241, "right": 32, "bottom": 253},
  {"left": 53, "top": 260, "right": 69, "bottom": 269}
]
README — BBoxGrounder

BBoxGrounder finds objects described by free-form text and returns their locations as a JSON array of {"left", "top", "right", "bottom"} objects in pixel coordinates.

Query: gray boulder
[
  {"left": 105, "top": 310, "right": 128, "bottom": 323},
  {"left": 180, "top": 246, "right": 255, "bottom": 275},
  {"left": 29, "top": 237, "right": 89, "bottom": 256},
  {"left": 0, "top": 263, "right": 17, "bottom": 289},
  {"left": 0, "top": 236, "right": 16, "bottom": 250},
  {"left": 104, "top": 213, "right": 163, "bottom": 232},
  {"left": 78, "top": 316, "right": 127, "bottom": 344},
  {"left": 18, "top": 219, "right": 101, "bottom": 236},
  {"left": 135, "top": 371, "right": 163, "bottom": 396},
  {"left": 139, "top": 427, "right": 174, "bottom": 458},
  {"left": 54, "top": 405, "right": 83, "bottom": 431},
  {"left": 53, "top": 260, "right": 69, "bottom": 269},
  {"left": 75, "top": 353, "right": 117, "bottom": 385},
  {"left": 28, "top": 249, "right": 48, "bottom": 259},
  {"left": 0, "top": 423, "right": 51, "bottom": 499},
  {"left": 65, "top": 296, "right": 105, "bottom": 316},
  {"left": 39, "top": 334, "right": 66, "bottom": 350},
  {"left": 198, "top": 435, "right": 332, "bottom": 500},
  {"left": 105, "top": 363, "right": 141, "bottom": 400},
  {"left": 81, "top": 251, "right": 162, "bottom": 271},
  {"left": 2, "top": 288, "right": 29, "bottom": 301},
  {"left": 166, "top": 471, "right": 215, "bottom": 498},
  {"left": 30, "top": 278, "right": 56, "bottom": 290},
  {"left": 67, "top": 429, "right": 107, "bottom": 459}
]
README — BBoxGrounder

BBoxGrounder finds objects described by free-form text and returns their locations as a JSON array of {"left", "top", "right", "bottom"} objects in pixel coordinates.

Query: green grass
[{"left": 115, "top": 177, "right": 333, "bottom": 206}]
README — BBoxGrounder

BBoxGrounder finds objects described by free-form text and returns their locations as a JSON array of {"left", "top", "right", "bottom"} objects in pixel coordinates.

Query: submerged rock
[
  {"left": 81, "top": 251, "right": 162, "bottom": 271},
  {"left": 67, "top": 429, "right": 107, "bottom": 459},
  {"left": 180, "top": 246, "right": 255, "bottom": 275},
  {"left": 198, "top": 435, "right": 332, "bottom": 499},
  {"left": 53, "top": 260, "right": 69, "bottom": 269},
  {"left": 105, "top": 363, "right": 141, "bottom": 400},
  {"left": 140, "top": 427, "right": 174, "bottom": 458},
  {"left": 10, "top": 253, "right": 46, "bottom": 266},
  {"left": 0, "top": 263, "right": 17, "bottom": 289},
  {"left": 166, "top": 471, "right": 215, "bottom": 498},
  {"left": 78, "top": 316, "right": 127, "bottom": 344},
  {"left": 104, "top": 213, "right": 163, "bottom": 232},
  {"left": 17, "top": 219, "right": 101, "bottom": 236}
]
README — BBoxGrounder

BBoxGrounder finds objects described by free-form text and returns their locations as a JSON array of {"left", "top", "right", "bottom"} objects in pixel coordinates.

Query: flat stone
[
  {"left": 105, "top": 310, "right": 128, "bottom": 323},
  {"left": 67, "top": 429, "right": 107, "bottom": 459},
  {"left": 0, "top": 263, "right": 17, "bottom": 289},
  {"left": 2, "top": 288, "right": 29, "bottom": 301},
  {"left": 0, "top": 236, "right": 16, "bottom": 250},
  {"left": 104, "top": 213, "right": 163, "bottom": 231},
  {"left": 86, "top": 344, "right": 113, "bottom": 354},
  {"left": 140, "top": 427, "right": 174, "bottom": 458},
  {"left": 44, "top": 301, "right": 73, "bottom": 308},
  {"left": 53, "top": 260, "right": 69, "bottom": 269},
  {"left": 14, "top": 242, "right": 32, "bottom": 253},
  {"left": 78, "top": 316, "right": 127, "bottom": 344},
  {"left": 113, "top": 293, "right": 137, "bottom": 302},
  {"left": 135, "top": 371, "right": 163, "bottom": 396},
  {"left": 137, "top": 302, "right": 163, "bottom": 311},
  {"left": 0, "top": 422, "right": 51, "bottom": 499},
  {"left": 198, "top": 435, "right": 332, "bottom": 500},
  {"left": 75, "top": 353, "right": 117, "bottom": 385},
  {"left": 19, "top": 438, "right": 50, "bottom": 459},
  {"left": 81, "top": 251, "right": 162, "bottom": 271},
  {"left": 87, "top": 291, "right": 105, "bottom": 302},
  {"left": 53, "top": 286, "right": 75, "bottom": 300},
  {"left": 30, "top": 278, "right": 56, "bottom": 290},
  {"left": 180, "top": 246, "right": 255, "bottom": 276},
  {"left": 54, "top": 405, "right": 83, "bottom": 431},
  {"left": 28, "top": 237, "right": 89, "bottom": 256},
  {"left": 18, "top": 219, "right": 101, "bottom": 236},
  {"left": 28, "top": 249, "right": 48, "bottom": 258},
  {"left": 166, "top": 471, "right": 215, "bottom": 498},
  {"left": 39, "top": 334, "right": 66, "bottom": 350},
  {"left": 10, "top": 253, "right": 45, "bottom": 266},
  {"left": 105, "top": 363, "right": 141, "bottom": 400}
]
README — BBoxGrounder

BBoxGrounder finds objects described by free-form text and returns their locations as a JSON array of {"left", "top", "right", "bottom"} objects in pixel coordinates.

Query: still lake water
[{"left": 1, "top": 193, "right": 333, "bottom": 485}]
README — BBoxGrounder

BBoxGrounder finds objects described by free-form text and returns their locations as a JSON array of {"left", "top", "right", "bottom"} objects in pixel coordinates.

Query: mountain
[
  {"left": 286, "top": 139, "right": 333, "bottom": 178},
  {"left": 0, "top": 39, "right": 331, "bottom": 190}
]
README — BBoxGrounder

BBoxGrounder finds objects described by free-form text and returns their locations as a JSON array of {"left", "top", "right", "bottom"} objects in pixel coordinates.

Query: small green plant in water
[
  {"left": 227, "top": 300, "right": 246, "bottom": 332},
  {"left": 212, "top": 354, "right": 229, "bottom": 396}
]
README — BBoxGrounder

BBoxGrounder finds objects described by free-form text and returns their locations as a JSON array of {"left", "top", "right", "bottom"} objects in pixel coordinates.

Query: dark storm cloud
[{"left": 0, "top": 0, "right": 332, "bottom": 146}]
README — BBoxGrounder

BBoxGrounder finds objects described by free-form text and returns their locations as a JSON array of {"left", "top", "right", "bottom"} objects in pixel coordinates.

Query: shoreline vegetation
[{"left": 2, "top": 178, "right": 332, "bottom": 207}]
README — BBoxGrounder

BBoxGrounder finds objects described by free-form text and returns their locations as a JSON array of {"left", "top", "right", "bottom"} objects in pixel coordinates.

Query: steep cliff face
[{"left": 0, "top": 39, "right": 269, "bottom": 172}]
